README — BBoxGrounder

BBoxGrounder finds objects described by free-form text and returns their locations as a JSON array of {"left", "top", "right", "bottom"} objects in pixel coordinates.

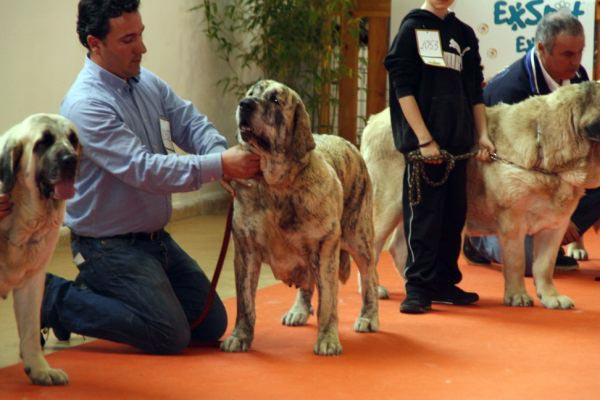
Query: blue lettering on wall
[
  {"left": 494, "top": 0, "right": 584, "bottom": 31},
  {"left": 515, "top": 36, "right": 535, "bottom": 52}
]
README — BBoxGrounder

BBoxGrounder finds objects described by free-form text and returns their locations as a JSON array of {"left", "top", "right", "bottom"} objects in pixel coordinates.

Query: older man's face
[{"left": 538, "top": 33, "right": 585, "bottom": 83}]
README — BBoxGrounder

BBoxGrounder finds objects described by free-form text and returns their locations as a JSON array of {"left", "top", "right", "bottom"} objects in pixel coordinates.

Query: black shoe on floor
[
  {"left": 400, "top": 295, "right": 432, "bottom": 314},
  {"left": 555, "top": 248, "right": 579, "bottom": 272},
  {"left": 41, "top": 273, "right": 71, "bottom": 346},
  {"left": 462, "top": 238, "right": 491, "bottom": 266},
  {"left": 431, "top": 285, "right": 479, "bottom": 305}
]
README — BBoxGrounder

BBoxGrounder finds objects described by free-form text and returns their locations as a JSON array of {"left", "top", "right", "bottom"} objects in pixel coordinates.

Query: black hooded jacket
[{"left": 385, "top": 9, "right": 484, "bottom": 154}]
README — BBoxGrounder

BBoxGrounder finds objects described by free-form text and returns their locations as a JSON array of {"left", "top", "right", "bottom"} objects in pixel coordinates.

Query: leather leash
[
  {"left": 190, "top": 201, "right": 233, "bottom": 333},
  {"left": 407, "top": 149, "right": 477, "bottom": 206}
]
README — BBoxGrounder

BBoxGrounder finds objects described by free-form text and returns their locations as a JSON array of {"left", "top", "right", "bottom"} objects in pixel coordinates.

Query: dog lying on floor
[
  {"left": 0, "top": 114, "right": 79, "bottom": 385},
  {"left": 220, "top": 80, "right": 379, "bottom": 355},
  {"left": 361, "top": 81, "right": 600, "bottom": 309}
]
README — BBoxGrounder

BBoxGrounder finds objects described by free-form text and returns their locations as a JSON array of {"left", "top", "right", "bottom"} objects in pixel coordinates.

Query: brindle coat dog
[
  {"left": 220, "top": 80, "right": 379, "bottom": 355},
  {"left": 0, "top": 114, "right": 79, "bottom": 385}
]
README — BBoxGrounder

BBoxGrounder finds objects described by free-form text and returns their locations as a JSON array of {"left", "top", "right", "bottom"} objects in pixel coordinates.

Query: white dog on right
[{"left": 361, "top": 82, "right": 600, "bottom": 309}]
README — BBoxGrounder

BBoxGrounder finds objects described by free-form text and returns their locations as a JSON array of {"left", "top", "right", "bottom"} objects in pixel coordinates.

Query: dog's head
[
  {"left": 0, "top": 113, "right": 80, "bottom": 201},
  {"left": 236, "top": 80, "right": 316, "bottom": 163},
  {"left": 574, "top": 81, "right": 600, "bottom": 142}
]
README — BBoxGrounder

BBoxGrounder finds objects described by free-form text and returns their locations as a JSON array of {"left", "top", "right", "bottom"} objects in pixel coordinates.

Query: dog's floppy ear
[
  {"left": 291, "top": 100, "right": 316, "bottom": 160},
  {"left": 0, "top": 141, "right": 24, "bottom": 194}
]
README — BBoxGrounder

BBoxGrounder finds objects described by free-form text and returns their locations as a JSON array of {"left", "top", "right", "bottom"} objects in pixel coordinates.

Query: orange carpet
[{"left": 3, "top": 236, "right": 600, "bottom": 400}]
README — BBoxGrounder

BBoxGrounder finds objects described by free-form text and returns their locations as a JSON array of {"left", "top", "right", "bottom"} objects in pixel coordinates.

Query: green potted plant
[{"left": 192, "top": 0, "right": 358, "bottom": 133}]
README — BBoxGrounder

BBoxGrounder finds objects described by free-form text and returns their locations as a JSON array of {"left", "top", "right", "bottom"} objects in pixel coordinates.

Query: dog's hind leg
[
  {"left": 346, "top": 233, "right": 379, "bottom": 333},
  {"left": 353, "top": 254, "right": 379, "bottom": 334},
  {"left": 532, "top": 228, "right": 574, "bottom": 309},
  {"left": 388, "top": 226, "right": 407, "bottom": 277},
  {"left": 282, "top": 286, "right": 314, "bottom": 326},
  {"left": 312, "top": 238, "right": 343, "bottom": 356},
  {"left": 15, "top": 269, "right": 68, "bottom": 385},
  {"left": 370, "top": 202, "right": 404, "bottom": 299}
]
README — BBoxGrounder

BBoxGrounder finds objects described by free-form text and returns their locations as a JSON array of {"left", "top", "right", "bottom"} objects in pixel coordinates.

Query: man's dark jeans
[{"left": 42, "top": 230, "right": 227, "bottom": 354}]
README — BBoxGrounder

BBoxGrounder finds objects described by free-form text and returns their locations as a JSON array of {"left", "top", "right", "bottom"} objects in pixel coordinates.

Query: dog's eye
[
  {"left": 34, "top": 130, "right": 55, "bottom": 155},
  {"left": 270, "top": 94, "right": 280, "bottom": 105},
  {"left": 68, "top": 130, "right": 79, "bottom": 149}
]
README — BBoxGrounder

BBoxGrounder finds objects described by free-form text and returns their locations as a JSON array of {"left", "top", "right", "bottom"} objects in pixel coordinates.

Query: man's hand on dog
[{"left": 222, "top": 146, "right": 260, "bottom": 180}]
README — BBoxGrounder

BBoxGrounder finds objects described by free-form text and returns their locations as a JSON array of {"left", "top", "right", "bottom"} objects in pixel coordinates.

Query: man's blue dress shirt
[{"left": 61, "top": 57, "right": 227, "bottom": 237}]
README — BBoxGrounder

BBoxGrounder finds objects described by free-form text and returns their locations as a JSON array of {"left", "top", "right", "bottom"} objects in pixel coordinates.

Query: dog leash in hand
[
  {"left": 489, "top": 152, "right": 557, "bottom": 176},
  {"left": 407, "top": 149, "right": 477, "bottom": 206},
  {"left": 189, "top": 201, "right": 233, "bottom": 342}
]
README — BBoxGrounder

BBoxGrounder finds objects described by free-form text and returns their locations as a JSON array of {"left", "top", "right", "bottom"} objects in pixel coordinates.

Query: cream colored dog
[
  {"left": 0, "top": 114, "right": 79, "bottom": 385},
  {"left": 220, "top": 80, "right": 379, "bottom": 356},
  {"left": 567, "top": 220, "right": 600, "bottom": 260},
  {"left": 361, "top": 82, "right": 600, "bottom": 309}
]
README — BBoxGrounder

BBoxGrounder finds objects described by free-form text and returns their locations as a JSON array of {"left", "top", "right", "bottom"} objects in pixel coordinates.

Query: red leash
[{"left": 190, "top": 202, "right": 233, "bottom": 332}]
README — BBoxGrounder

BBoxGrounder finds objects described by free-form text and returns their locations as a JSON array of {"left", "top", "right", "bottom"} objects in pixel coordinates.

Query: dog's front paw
[
  {"left": 540, "top": 294, "right": 574, "bottom": 309},
  {"left": 281, "top": 305, "right": 313, "bottom": 326},
  {"left": 354, "top": 316, "right": 379, "bottom": 333},
  {"left": 504, "top": 292, "right": 533, "bottom": 307},
  {"left": 26, "top": 366, "right": 69, "bottom": 386},
  {"left": 314, "top": 336, "right": 342, "bottom": 356},
  {"left": 220, "top": 335, "right": 250, "bottom": 352}
]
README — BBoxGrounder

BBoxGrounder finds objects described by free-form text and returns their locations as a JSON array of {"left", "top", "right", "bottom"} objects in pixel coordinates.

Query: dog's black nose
[
  {"left": 239, "top": 98, "right": 256, "bottom": 112},
  {"left": 59, "top": 154, "right": 78, "bottom": 170}
]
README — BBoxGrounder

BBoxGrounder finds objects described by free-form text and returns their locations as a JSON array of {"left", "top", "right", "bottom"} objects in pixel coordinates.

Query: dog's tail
[{"left": 339, "top": 250, "right": 351, "bottom": 283}]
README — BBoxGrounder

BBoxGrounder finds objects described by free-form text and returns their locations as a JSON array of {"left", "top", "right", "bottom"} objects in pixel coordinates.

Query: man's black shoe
[
  {"left": 555, "top": 248, "right": 579, "bottom": 272},
  {"left": 462, "top": 238, "right": 491, "bottom": 266},
  {"left": 431, "top": 285, "right": 479, "bottom": 305},
  {"left": 400, "top": 295, "right": 432, "bottom": 314},
  {"left": 41, "top": 273, "right": 71, "bottom": 346}
]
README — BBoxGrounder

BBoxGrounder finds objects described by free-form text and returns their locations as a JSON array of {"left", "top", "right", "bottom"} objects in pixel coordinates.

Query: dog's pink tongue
[{"left": 53, "top": 179, "right": 75, "bottom": 200}]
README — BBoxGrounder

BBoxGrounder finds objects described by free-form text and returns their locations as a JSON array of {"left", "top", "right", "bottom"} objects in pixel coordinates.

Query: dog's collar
[
  {"left": 491, "top": 120, "right": 551, "bottom": 175},
  {"left": 533, "top": 122, "right": 544, "bottom": 170}
]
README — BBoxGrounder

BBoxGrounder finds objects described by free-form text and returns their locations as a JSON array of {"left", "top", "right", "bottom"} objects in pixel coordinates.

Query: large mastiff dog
[
  {"left": 361, "top": 81, "right": 600, "bottom": 309},
  {"left": 0, "top": 114, "right": 79, "bottom": 385},
  {"left": 221, "top": 80, "right": 379, "bottom": 355}
]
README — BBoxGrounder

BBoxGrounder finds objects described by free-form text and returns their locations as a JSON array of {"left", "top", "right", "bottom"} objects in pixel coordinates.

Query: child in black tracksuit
[{"left": 384, "top": 1, "right": 494, "bottom": 314}]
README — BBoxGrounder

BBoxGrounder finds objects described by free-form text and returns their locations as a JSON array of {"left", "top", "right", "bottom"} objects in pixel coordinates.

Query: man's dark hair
[{"left": 77, "top": 0, "right": 140, "bottom": 49}]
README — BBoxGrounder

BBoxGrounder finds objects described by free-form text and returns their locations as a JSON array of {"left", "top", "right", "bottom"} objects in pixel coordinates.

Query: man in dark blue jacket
[{"left": 464, "top": 11, "right": 600, "bottom": 276}]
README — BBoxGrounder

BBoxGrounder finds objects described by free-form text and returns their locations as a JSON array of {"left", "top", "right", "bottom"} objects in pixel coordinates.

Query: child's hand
[
  {"left": 420, "top": 141, "right": 443, "bottom": 164},
  {"left": 476, "top": 133, "right": 495, "bottom": 162}
]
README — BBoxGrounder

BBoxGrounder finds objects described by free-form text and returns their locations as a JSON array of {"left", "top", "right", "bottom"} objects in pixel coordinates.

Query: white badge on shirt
[
  {"left": 73, "top": 252, "right": 86, "bottom": 267},
  {"left": 159, "top": 117, "right": 176, "bottom": 154},
  {"left": 415, "top": 29, "right": 447, "bottom": 67}
]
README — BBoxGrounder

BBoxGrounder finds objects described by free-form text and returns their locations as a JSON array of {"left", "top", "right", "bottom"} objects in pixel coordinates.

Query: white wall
[
  {"left": 0, "top": 0, "right": 240, "bottom": 138},
  {"left": 0, "top": 0, "right": 245, "bottom": 211},
  {"left": 1, "top": 1, "right": 83, "bottom": 129}
]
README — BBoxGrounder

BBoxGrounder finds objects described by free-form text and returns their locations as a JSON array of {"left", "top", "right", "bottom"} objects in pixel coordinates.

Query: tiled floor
[{"left": 0, "top": 213, "right": 278, "bottom": 368}]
